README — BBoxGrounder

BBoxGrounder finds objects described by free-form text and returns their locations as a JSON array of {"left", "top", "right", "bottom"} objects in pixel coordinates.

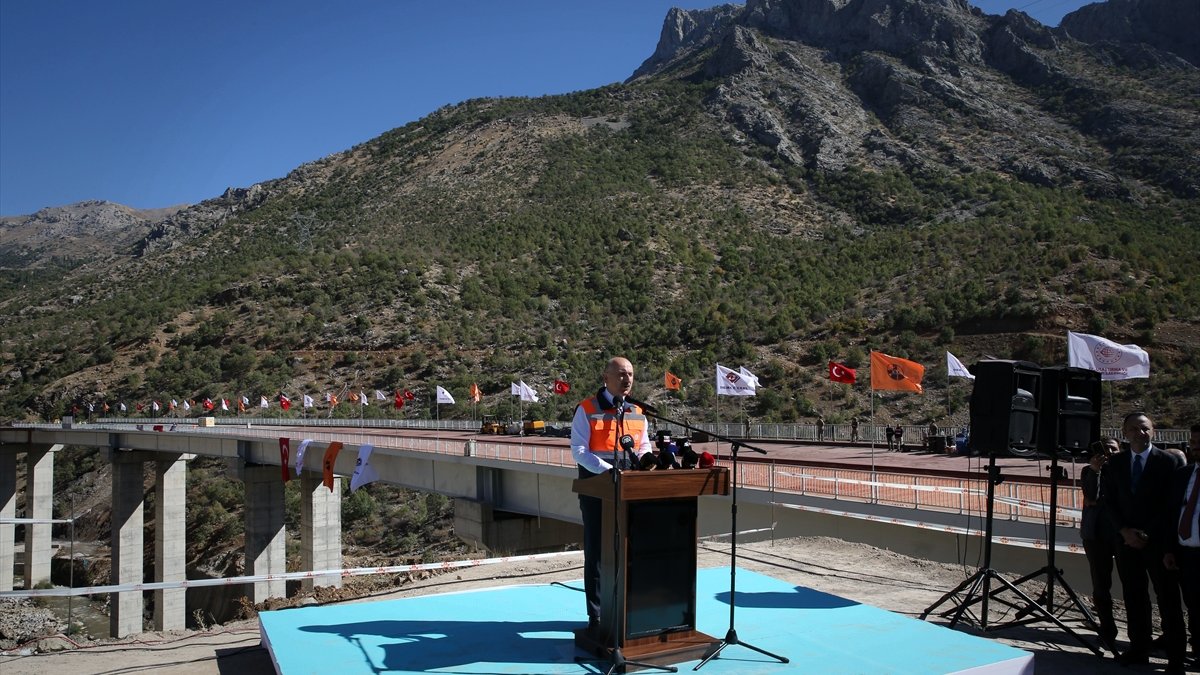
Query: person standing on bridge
[{"left": 570, "top": 356, "right": 653, "bottom": 633}]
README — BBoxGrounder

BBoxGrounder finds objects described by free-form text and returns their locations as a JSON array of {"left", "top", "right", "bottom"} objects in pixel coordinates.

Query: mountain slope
[{"left": 1, "top": 0, "right": 1197, "bottom": 427}]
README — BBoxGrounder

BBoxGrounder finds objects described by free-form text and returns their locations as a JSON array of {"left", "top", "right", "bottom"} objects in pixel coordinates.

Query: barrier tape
[
  {"left": 699, "top": 526, "right": 774, "bottom": 541},
  {"left": 0, "top": 517, "right": 75, "bottom": 525},
  {"left": 0, "top": 549, "right": 582, "bottom": 599},
  {"left": 778, "top": 471, "right": 1082, "bottom": 521},
  {"left": 772, "top": 501, "right": 1085, "bottom": 554}
]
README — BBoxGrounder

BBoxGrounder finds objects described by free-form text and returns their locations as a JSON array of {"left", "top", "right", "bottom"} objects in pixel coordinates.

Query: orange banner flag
[
  {"left": 469, "top": 382, "right": 482, "bottom": 403},
  {"left": 664, "top": 371, "right": 682, "bottom": 391},
  {"left": 870, "top": 351, "right": 924, "bottom": 393},
  {"left": 322, "top": 441, "right": 344, "bottom": 490}
]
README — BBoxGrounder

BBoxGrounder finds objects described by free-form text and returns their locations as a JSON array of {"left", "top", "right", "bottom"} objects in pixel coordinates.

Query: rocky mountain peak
[{"left": 1061, "top": 0, "right": 1200, "bottom": 66}]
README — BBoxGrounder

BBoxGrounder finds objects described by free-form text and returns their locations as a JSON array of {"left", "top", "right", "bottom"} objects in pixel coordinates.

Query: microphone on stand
[
  {"left": 610, "top": 395, "right": 626, "bottom": 470},
  {"left": 619, "top": 434, "right": 640, "bottom": 470}
]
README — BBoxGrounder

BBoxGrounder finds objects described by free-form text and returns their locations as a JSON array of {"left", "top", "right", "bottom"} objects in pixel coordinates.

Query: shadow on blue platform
[
  {"left": 300, "top": 619, "right": 576, "bottom": 673},
  {"left": 260, "top": 567, "right": 1032, "bottom": 674},
  {"left": 712, "top": 585, "right": 859, "bottom": 610}
]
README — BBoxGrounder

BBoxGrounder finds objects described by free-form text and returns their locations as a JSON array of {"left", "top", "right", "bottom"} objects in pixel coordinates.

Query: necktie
[
  {"left": 1131, "top": 454, "right": 1143, "bottom": 493},
  {"left": 1180, "top": 467, "right": 1200, "bottom": 540}
]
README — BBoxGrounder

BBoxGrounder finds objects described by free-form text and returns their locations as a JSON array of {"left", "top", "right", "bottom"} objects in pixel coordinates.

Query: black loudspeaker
[
  {"left": 969, "top": 360, "right": 1043, "bottom": 455},
  {"left": 1038, "top": 366, "right": 1102, "bottom": 455}
]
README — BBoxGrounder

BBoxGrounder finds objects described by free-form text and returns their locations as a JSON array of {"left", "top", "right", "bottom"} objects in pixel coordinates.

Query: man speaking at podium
[{"left": 570, "top": 356, "right": 653, "bottom": 632}]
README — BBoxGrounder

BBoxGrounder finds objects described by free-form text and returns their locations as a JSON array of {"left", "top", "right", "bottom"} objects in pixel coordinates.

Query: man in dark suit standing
[
  {"left": 1103, "top": 412, "right": 1186, "bottom": 673},
  {"left": 1164, "top": 423, "right": 1200, "bottom": 667}
]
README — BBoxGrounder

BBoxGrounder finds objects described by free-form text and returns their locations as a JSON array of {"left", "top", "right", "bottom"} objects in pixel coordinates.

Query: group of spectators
[{"left": 1080, "top": 414, "right": 1199, "bottom": 674}]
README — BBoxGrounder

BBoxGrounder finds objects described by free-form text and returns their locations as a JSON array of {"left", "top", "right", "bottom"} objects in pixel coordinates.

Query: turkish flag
[
  {"left": 828, "top": 361, "right": 857, "bottom": 384},
  {"left": 394, "top": 391, "right": 405, "bottom": 409},
  {"left": 403, "top": 389, "right": 415, "bottom": 401},
  {"left": 553, "top": 379, "right": 570, "bottom": 395},
  {"left": 279, "top": 394, "right": 291, "bottom": 411}
]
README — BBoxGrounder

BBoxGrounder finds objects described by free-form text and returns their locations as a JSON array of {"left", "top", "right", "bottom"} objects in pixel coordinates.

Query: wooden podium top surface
[{"left": 572, "top": 467, "right": 729, "bottom": 501}]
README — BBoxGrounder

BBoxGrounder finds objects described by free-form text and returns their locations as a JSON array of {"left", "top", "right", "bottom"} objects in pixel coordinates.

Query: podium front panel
[{"left": 625, "top": 498, "right": 697, "bottom": 638}]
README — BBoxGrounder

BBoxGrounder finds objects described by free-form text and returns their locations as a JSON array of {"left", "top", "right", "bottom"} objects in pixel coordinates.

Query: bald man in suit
[{"left": 1102, "top": 412, "right": 1185, "bottom": 673}]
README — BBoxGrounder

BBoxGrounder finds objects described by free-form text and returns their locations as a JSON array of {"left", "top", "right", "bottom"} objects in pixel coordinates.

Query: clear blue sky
[{"left": 0, "top": 0, "right": 1095, "bottom": 216}]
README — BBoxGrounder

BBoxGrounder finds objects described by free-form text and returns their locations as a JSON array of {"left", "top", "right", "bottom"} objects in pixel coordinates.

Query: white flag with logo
[
  {"left": 716, "top": 364, "right": 756, "bottom": 396},
  {"left": 739, "top": 366, "right": 760, "bottom": 391},
  {"left": 349, "top": 443, "right": 380, "bottom": 492},
  {"left": 182, "top": 400, "right": 190, "bottom": 411},
  {"left": 1067, "top": 331, "right": 1149, "bottom": 380},
  {"left": 946, "top": 352, "right": 976, "bottom": 380},
  {"left": 293, "top": 439, "right": 314, "bottom": 477},
  {"left": 375, "top": 389, "right": 387, "bottom": 401},
  {"left": 259, "top": 396, "right": 269, "bottom": 409},
  {"left": 436, "top": 386, "right": 455, "bottom": 404},
  {"left": 359, "top": 391, "right": 368, "bottom": 406},
  {"left": 518, "top": 380, "right": 539, "bottom": 402}
]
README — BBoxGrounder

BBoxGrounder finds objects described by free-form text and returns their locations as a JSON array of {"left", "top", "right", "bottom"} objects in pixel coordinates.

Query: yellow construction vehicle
[{"left": 480, "top": 415, "right": 505, "bottom": 435}]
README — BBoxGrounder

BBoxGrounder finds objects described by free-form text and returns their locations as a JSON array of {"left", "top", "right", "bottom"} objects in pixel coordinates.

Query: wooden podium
[{"left": 572, "top": 468, "right": 730, "bottom": 667}]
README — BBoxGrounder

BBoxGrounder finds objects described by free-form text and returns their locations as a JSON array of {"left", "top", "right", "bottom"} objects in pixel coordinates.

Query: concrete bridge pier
[
  {"left": 23, "top": 444, "right": 59, "bottom": 589},
  {"left": 241, "top": 464, "right": 286, "bottom": 603},
  {"left": 300, "top": 471, "right": 341, "bottom": 591},
  {"left": 109, "top": 449, "right": 147, "bottom": 637},
  {"left": 154, "top": 454, "right": 190, "bottom": 631},
  {"left": 0, "top": 447, "right": 15, "bottom": 591}
]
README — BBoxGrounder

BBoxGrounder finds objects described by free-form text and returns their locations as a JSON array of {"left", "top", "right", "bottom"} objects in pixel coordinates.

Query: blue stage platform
[{"left": 259, "top": 567, "right": 1033, "bottom": 674}]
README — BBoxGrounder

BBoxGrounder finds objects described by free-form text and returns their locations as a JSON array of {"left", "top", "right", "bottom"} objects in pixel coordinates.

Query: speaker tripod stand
[
  {"left": 1001, "top": 451, "right": 1103, "bottom": 655},
  {"left": 920, "top": 452, "right": 1099, "bottom": 657}
]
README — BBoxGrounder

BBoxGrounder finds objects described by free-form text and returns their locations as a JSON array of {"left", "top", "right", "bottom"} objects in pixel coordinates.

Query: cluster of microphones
[
  {"left": 610, "top": 395, "right": 715, "bottom": 471},
  {"left": 616, "top": 431, "right": 714, "bottom": 471}
]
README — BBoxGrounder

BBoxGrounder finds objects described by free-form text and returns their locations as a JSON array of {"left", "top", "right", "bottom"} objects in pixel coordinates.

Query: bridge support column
[
  {"left": 154, "top": 454, "right": 187, "bottom": 631},
  {"left": 243, "top": 464, "right": 286, "bottom": 603},
  {"left": 23, "top": 445, "right": 59, "bottom": 589},
  {"left": 300, "top": 471, "right": 341, "bottom": 591},
  {"left": 0, "top": 448, "right": 14, "bottom": 591},
  {"left": 110, "top": 450, "right": 145, "bottom": 637}
]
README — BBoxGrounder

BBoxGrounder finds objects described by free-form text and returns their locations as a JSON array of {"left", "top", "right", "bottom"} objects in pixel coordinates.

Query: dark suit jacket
[
  {"left": 1167, "top": 463, "right": 1200, "bottom": 556},
  {"left": 1102, "top": 445, "right": 1184, "bottom": 551}
]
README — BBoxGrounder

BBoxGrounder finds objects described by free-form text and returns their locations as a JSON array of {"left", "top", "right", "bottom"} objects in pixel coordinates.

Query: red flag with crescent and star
[
  {"left": 553, "top": 379, "right": 570, "bottom": 395},
  {"left": 828, "top": 361, "right": 857, "bottom": 384}
]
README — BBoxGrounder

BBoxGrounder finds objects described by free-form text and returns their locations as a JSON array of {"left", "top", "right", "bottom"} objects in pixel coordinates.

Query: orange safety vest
[{"left": 579, "top": 393, "right": 648, "bottom": 453}]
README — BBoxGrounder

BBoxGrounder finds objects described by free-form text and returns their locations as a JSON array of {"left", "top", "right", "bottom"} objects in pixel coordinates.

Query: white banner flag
[
  {"left": 221, "top": 399, "right": 229, "bottom": 411},
  {"left": 946, "top": 352, "right": 976, "bottom": 380},
  {"left": 375, "top": 389, "right": 387, "bottom": 401},
  {"left": 739, "top": 366, "right": 760, "bottom": 390},
  {"left": 302, "top": 394, "right": 314, "bottom": 408},
  {"left": 182, "top": 401, "right": 190, "bottom": 411},
  {"left": 293, "top": 439, "right": 314, "bottom": 477},
  {"left": 518, "top": 380, "right": 539, "bottom": 402},
  {"left": 716, "top": 364, "right": 756, "bottom": 396},
  {"left": 1067, "top": 331, "right": 1150, "bottom": 380},
  {"left": 152, "top": 401, "right": 161, "bottom": 412},
  {"left": 436, "top": 386, "right": 456, "bottom": 404},
  {"left": 359, "top": 391, "right": 368, "bottom": 406},
  {"left": 259, "top": 396, "right": 269, "bottom": 409},
  {"left": 510, "top": 382, "right": 520, "bottom": 396},
  {"left": 349, "top": 444, "right": 380, "bottom": 492}
]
